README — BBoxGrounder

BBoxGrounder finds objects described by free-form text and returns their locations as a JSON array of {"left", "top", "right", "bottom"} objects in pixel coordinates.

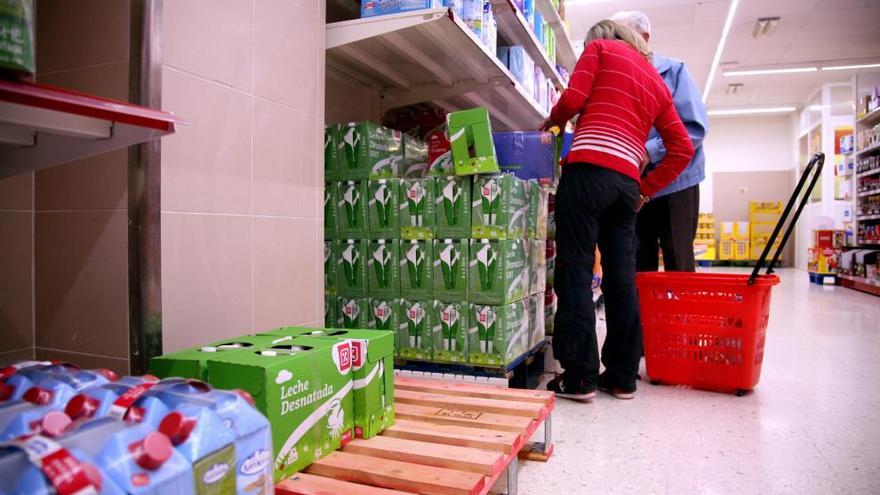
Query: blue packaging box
[
  {"left": 523, "top": 0, "right": 535, "bottom": 28},
  {"left": 361, "top": 0, "right": 443, "bottom": 18},
  {"left": 497, "top": 46, "right": 510, "bottom": 67},
  {"left": 534, "top": 12, "right": 544, "bottom": 43},
  {"left": 506, "top": 45, "right": 534, "bottom": 92},
  {"left": 493, "top": 131, "right": 556, "bottom": 182}
]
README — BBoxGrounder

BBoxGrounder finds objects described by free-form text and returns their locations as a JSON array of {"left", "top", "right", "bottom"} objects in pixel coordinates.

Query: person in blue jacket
[{"left": 613, "top": 11, "right": 709, "bottom": 272}]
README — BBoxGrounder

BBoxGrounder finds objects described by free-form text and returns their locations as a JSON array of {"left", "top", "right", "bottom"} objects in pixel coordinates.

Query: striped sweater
[{"left": 550, "top": 39, "right": 695, "bottom": 198}]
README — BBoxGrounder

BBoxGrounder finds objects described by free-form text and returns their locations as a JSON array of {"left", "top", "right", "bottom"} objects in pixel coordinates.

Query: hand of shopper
[
  {"left": 539, "top": 117, "right": 556, "bottom": 132},
  {"left": 636, "top": 194, "right": 649, "bottom": 212}
]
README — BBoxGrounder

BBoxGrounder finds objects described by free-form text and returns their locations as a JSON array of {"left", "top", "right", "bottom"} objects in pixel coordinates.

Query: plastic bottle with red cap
[
  {"left": 157, "top": 403, "right": 237, "bottom": 490},
  {"left": 0, "top": 404, "right": 71, "bottom": 441},
  {"left": 63, "top": 375, "right": 161, "bottom": 427}
]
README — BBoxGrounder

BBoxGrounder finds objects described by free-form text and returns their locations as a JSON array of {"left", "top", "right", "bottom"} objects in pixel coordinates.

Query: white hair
[{"left": 611, "top": 10, "right": 651, "bottom": 36}]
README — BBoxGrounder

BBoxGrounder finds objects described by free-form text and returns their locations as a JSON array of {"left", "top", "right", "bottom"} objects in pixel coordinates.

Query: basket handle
[{"left": 748, "top": 152, "right": 825, "bottom": 285}]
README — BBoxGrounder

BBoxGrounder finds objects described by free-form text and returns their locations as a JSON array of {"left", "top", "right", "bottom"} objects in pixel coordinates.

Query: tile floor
[{"left": 519, "top": 268, "right": 880, "bottom": 493}]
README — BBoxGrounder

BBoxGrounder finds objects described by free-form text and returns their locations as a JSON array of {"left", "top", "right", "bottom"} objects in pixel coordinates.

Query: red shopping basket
[{"left": 637, "top": 153, "right": 825, "bottom": 395}]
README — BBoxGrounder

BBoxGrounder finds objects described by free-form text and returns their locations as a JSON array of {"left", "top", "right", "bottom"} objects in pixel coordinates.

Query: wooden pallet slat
[
  {"left": 394, "top": 376, "right": 555, "bottom": 406},
  {"left": 396, "top": 389, "right": 547, "bottom": 418},
  {"left": 395, "top": 402, "right": 534, "bottom": 432},
  {"left": 276, "top": 473, "right": 416, "bottom": 495},
  {"left": 306, "top": 450, "right": 486, "bottom": 495},
  {"left": 382, "top": 419, "right": 521, "bottom": 454},
  {"left": 343, "top": 435, "right": 506, "bottom": 475}
]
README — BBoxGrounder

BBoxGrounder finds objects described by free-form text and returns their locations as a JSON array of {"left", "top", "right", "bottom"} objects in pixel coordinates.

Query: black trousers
[
  {"left": 636, "top": 184, "right": 700, "bottom": 272},
  {"left": 552, "top": 164, "right": 641, "bottom": 390}
]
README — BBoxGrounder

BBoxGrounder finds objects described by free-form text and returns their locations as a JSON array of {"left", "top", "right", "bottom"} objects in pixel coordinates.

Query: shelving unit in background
[
  {"left": 534, "top": 0, "right": 578, "bottom": 70},
  {"left": 491, "top": 0, "right": 566, "bottom": 91},
  {"left": 853, "top": 72, "right": 880, "bottom": 249}
]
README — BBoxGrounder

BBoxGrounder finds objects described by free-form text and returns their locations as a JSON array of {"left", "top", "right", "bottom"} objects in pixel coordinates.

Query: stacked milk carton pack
[
  {"left": 324, "top": 107, "right": 555, "bottom": 369},
  {"left": 0, "top": 360, "right": 273, "bottom": 494}
]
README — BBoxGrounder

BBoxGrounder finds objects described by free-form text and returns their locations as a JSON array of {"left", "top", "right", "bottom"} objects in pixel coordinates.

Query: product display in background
[
  {"left": 528, "top": 180, "right": 550, "bottom": 239},
  {"left": 472, "top": 174, "right": 529, "bottom": 239},
  {"left": 400, "top": 133, "right": 429, "bottom": 178},
  {"left": 368, "top": 239, "right": 401, "bottom": 298},
  {"left": 528, "top": 239, "right": 547, "bottom": 295},
  {"left": 493, "top": 131, "right": 556, "bottom": 183},
  {"left": 399, "top": 299, "right": 435, "bottom": 360},
  {"left": 337, "top": 121, "right": 402, "bottom": 180},
  {"left": 324, "top": 186, "right": 338, "bottom": 238},
  {"left": 750, "top": 202, "right": 783, "bottom": 260},
  {"left": 433, "top": 301, "right": 469, "bottom": 363},
  {"left": 150, "top": 334, "right": 291, "bottom": 380},
  {"left": 400, "top": 178, "right": 437, "bottom": 239},
  {"left": 325, "top": 292, "right": 337, "bottom": 327},
  {"left": 324, "top": 240, "right": 337, "bottom": 293},
  {"left": 337, "top": 296, "right": 371, "bottom": 329},
  {"left": 434, "top": 238, "right": 469, "bottom": 302},
  {"left": 369, "top": 298, "right": 405, "bottom": 334},
  {"left": 808, "top": 229, "right": 846, "bottom": 274},
  {"left": 435, "top": 175, "right": 472, "bottom": 238},
  {"left": 367, "top": 179, "right": 402, "bottom": 239},
  {"left": 469, "top": 238, "right": 527, "bottom": 305},
  {"left": 325, "top": 124, "right": 341, "bottom": 182},
  {"left": 400, "top": 239, "right": 435, "bottom": 300},
  {"left": 426, "top": 126, "right": 453, "bottom": 176},
  {"left": 694, "top": 213, "right": 716, "bottom": 261},
  {"left": 0, "top": 0, "right": 34, "bottom": 76},
  {"left": 338, "top": 239, "right": 369, "bottom": 297},
  {"left": 337, "top": 181, "right": 369, "bottom": 239},
  {"left": 360, "top": 0, "right": 442, "bottom": 18},
  {"left": 468, "top": 299, "right": 529, "bottom": 366},
  {"left": 447, "top": 107, "right": 500, "bottom": 176}
]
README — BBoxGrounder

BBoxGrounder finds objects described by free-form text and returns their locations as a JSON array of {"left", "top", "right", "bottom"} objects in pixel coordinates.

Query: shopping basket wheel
[{"left": 734, "top": 389, "right": 747, "bottom": 397}]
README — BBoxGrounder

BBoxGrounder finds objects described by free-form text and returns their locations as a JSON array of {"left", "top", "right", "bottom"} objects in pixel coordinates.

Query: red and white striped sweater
[{"left": 550, "top": 39, "right": 695, "bottom": 198}]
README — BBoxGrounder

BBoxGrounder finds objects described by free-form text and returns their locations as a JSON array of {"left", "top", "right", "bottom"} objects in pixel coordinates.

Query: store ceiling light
[
  {"left": 752, "top": 17, "right": 780, "bottom": 38},
  {"left": 723, "top": 66, "right": 818, "bottom": 76},
  {"left": 702, "top": 0, "right": 741, "bottom": 103},
  {"left": 821, "top": 62, "right": 880, "bottom": 71},
  {"left": 707, "top": 106, "right": 796, "bottom": 116}
]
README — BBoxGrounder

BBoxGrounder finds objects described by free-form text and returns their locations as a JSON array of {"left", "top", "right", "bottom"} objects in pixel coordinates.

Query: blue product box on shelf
[
  {"left": 523, "top": 0, "right": 535, "bottom": 27},
  {"left": 506, "top": 46, "right": 534, "bottom": 94},
  {"left": 534, "top": 12, "right": 544, "bottom": 43},
  {"left": 497, "top": 46, "right": 510, "bottom": 66},
  {"left": 493, "top": 131, "right": 556, "bottom": 183},
  {"left": 361, "top": 0, "right": 442, "bottom": 18}
]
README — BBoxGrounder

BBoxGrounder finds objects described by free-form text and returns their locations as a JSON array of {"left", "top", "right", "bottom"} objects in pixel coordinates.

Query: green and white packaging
[
  {"left": 400, "top": 178, "right": 436, "bottom": 239},
  {"left": 337, "top": 239, "right": 368, "bottom": 297},
  {"left": 433, "top": 301, "right": 468, "bottom": 364},
  {"left": 400, "top": 134, "right": 429, "bottom": 178},
  {"left": 529, "top": 293, "right": 546, "bottom": 349},
  {"left": 468, "top": 300, "right": 529, "bottom": 366},
  {"left": 325, "top": 293, "right": 337, "bottom": 328},
  {"left": 368, "top": 239, "right": 400, "bottom": 298},
  {"left": 447, "top": 107, "right": 499, "bottom": 176},
  {"left": 527, "top": 239, "right": 546, "bottom": 295},
  {"left": 399, "top": 299, "right": 434, "bottom": 360},
  {"left": 324, "top": 124, "right": 339, "bottom": 182},
  {"left": 400, "top": 239, "right": 434, "bottom": 300},
  {"left": 149, "top": 334, "right": 294, "bottom": 381},
  {"left": 337, "top": 181, "right": 369, "bottom": 239},
  {"left": 435, "top": 176, "right": 472, "bottom": 239},
  {"left": 324, "top": 240, "right": 337, "bottom": 293},
  {"left": 367, "top": 179, "right": 401, "bottom": 239},
  {"left": 324, "top": 186, "right": 338, "bottom": 239},
  {"left": 433, "top": 239, "right": 468, "bottom": 303},
  {"left": 368, "top": 298, "right": 404, "bottom": 333},
  {"left": 528, "top": 180, "right": 549, "bottom": 239},
  {"left": 339, "top": 121, "right": 400, "bottom": 180},
  {"left": 469, "top": 239, "right": 527, "bottom": 305},
  {"left": 337, "top": 296, "right": 371, "bottom": 329},
  {"left": 0, "top": 0, "right": 34, "bottom": 75},
  {"left": 206, "top": 342, "right": 355, "bottom": 481},
  {"left": 472, "top": 174, "right": 529, "bottom": 239}
]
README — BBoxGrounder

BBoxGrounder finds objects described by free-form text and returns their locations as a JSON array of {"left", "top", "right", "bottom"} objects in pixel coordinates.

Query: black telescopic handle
[{"left": 748, "top": 152, "right": 825, "bottom": 285}]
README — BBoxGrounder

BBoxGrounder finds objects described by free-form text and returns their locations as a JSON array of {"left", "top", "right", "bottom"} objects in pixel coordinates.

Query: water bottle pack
[{"left": 0, "top": 361, "right": 272, "bottom": 494}]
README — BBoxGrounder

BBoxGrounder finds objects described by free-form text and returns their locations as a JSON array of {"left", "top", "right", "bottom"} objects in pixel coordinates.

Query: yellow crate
[
  {"left": 734, "top": 239, "right": 750, "bottom": 260},
  {"left": 750, "top": 212, "right": 782, "bottom": 224},
  {"left": 735, "top": 221, "right": 750, "bottom": 240},
  {"left": 720, "top": 222, "right": 736, "bottom": 240},
  {"left": 694, "top": 242, "right": 716, "bottom": 261},
  {"left": 718, "top": 239, "right": 735, "bottom": 260},
  {"left": 749, "top": 201, "right": 783, "bottom": 214}
]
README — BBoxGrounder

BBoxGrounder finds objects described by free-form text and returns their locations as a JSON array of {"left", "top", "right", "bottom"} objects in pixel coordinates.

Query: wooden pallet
[{"left": 277, "top": 375, "right": 555, "bottom": 495}]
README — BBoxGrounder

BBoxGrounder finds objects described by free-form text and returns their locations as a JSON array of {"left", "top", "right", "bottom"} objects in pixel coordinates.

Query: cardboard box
[
  {"left": 0, "top": 0, "right": 34, "bottom": 75},
  {"left": 400, "top": 134, "right": 428, "bottom": 178},
  {"left": 749, "top": 201, "right": 782, "bottom": 214},
  {"left": 527, "top": 239, "right": 547, "bottom": 295},
  {"left": 360, "top": 0, "right": 442, "bottom": 17},
  {"left": 434, "top": 239, "right": 469, "bottom": 303},
  {"left": 368, "top": 298, "right": 405, "bottom": 337},
  {"left": 324, "top": 240, "right": 337, "bottom": 293},
  {"left": 338, "top": 121, "right": 400, "bottom": 180},
  {"left": 469, "top": 239, "right": 527, "bottom": 305},
  {"left": 719, "top": 239, "right": 735, "bottom": 260},
  {"left": 337, "top": 296, "right": 371, "bottom": 329},
  {"left": 434, "top": 175, "right": 472, "bottom": 238},
  {"left": 447, "top": 107, "right": 500, "bottom": 176},
  {"left": 493, "top": 132, "right": 556, "bottom": 183},
  {"left": 325, "top": 124, "right": 339, "bottom": 182},
  {"left": 546, "top": 192, "right": 556, "bottom": 239},
  {"left": 400, "top": 239, "right": 434, "bottom": 300},
  {"left": 468, "top": 299, "right": 528, "bottom": 366},
  {"left": 528, "top": 293, "right": 545, "bottom": 350},
  {"left": 206, "top": 342, "right": 355, "bottom": 481},
  {"left": 808, "top": 247, "right": 842, "bottom": 274},
  {"left": 425, "top": 128, "right": 453, "bottom": 176},
  {"left": 262, "top": 329, "right": 396, "bottom": 440},
  {"left": 324, "top": 186, "right": 338, "bottom": 239},
  {"left": 432, "top": 301, "right": 469, "bottom": 364},
  {"left": 337, "top": 239, "right": 369, "bottom": 297},
  {"left": 337, "top": 181, "right": 369, "bottom": 239},
  {"left": 324, "top": 293, "right": 337, "bottom": 328},
  {"left": 720, "top": 221, "right": 736, "bottom": 240},
  {"left": 398, "top": 300, "right": 435, "bottom": 361},
  {"left": 735, "top": 221, "right": 750, "bottom": 240},
  {"left": 813, "top": 229, "right": 845, "bottom": 249},
  {"left": 528, "top": 180, "right": 549, "bottom": 239},
  {"left": 149, "top": 334, "right": 292, "bottom": 381},
  {"left": 400, "top": 178, "right": 437, "bottom": 239},
  {"left": 472, "top": 174, "right": 529, "bottom": 239},
  {"left": 367, "top": 179, "right": 401, "bottom": 239},
  {"left": 368, "top": 239, "right": 401, "bottom": 298},
  {"left": 734, "top": 239, "right": 750, "bottom": 260}
]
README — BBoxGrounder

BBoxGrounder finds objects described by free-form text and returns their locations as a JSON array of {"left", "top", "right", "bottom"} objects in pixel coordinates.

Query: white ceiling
[{"left": 564, "top": 0, "right": 880, "bottom": 109}]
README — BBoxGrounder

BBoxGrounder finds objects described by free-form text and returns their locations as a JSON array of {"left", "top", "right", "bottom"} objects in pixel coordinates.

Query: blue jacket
[{"left": 645, "top": 53, "right": 708, "bottom": 198}]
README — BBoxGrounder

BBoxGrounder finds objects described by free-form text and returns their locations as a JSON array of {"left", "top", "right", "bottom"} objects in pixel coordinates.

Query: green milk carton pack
[
  {"left": 0, "top": 0, "right": 34, "bottom": 75},
  {"left": 325, "top": 293, "right": 337, "bottom": 328},
  {"left": 324, "top": 240, "right": 337, "bottom": 293},
  {"left": 149, "top": 334, "right": 294, "bottom": 380},
  {"left": 527, "top": 239, "right": 546, "bottom": 295},
  {"left": 433, "top": 239, "right": 468, "bottom": 302},
  {"left": 368, "top": 239, "right": 400, "bottom": 298},
  {"left": 324, "top": 185, "right": 338, "bottom": 239},
  {"left": 206, "top": 342, "right": 356, "bottom": 481},
  {"left": 435, "top": 175, "right": 472, "bottom": 238},
  {"left": 400, "top": 134, "right": 429, "bottom": 178},
  {"left": 528, "top": 180, "right": 549, "bottom": 239},
  {"left": 339, "top": 121, "right": 400, "bottom": 180},
  {"left": 399, "top": 299, "right": 434, "bottom": 360},
  {"left": 433, "top": 301, "right": 469, "bottom": 364},
  {"left": 529, "top": 293, "right": 546, "bottom": 349},
  {"left": 468, "top": 299, "right": 529, "bottom": 366},
  {"left": 324, "top": 124, "right": 339, "bottom": 182},
  {"left": 447, "top": 107, "right": 499, "bottom": 176},
  {"left": 400, "top": 178, "right": 436, "bottom": 239},
  {"left": 337, "top": 239, "right": 368, "bottom": 297},
  {"left": 337, "top": 296, "right": 371, "bottom": 329},
  {"left": 337, "top": 181, "right": 369, "bottom": 239},
  {"left": 469, "top": 239, "right": 527, "bottom": 305},
  {"left": 367, "top": 179, "right": 401, "bottom": 239},
  {"left": 400, "top": 239, "right": 434, "bottom": 300},
  {"left": 472, "top": 174, "right": 529, "bottom": 239},
  {"left": 368, "top": 298, "right": 404, "bottom": 333}
]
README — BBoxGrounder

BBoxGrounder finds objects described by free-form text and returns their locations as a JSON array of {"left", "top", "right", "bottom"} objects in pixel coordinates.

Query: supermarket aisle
[{"left": 521, "top": 268, "right": 880, "bottom": 493}]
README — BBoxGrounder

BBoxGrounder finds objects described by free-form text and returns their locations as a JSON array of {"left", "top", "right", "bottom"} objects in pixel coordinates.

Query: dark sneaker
[
  {"left": 598, "top": 372, "right": 636, "bottom": 400},
  {"left": 546, "top": 374, "right": 597, "bottom": 401}
]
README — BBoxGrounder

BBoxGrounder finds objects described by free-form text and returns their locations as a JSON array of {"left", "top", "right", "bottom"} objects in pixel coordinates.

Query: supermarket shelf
[
  {"left": 857, "top": 240, "right": 880, "bottom": 246},
  {"left": 856, "top": 213, "right": 880, "bottom": 221},
  {"left": 839, "top": 273, "right": 880, "bottom": 297},
  {"left": 857, "top": 187, "right": 880, "bottom": 197},
  {"left": 857, "top": 142, "right": 880, "bottom": 156},
  {"left": 0, "top": 79, "right": 179, "bottom": 179},
  {"left": 857, "top": 106, "right": 880, "bottom": 126},
  {"left": 534, "top": 0, "right": 577, "bottom": 71},
  {"left": 325, "top": 8, "right": 547, "bottom": 131},
  {"left": 490, "top": 0, "right": 565, "bottom": 91},
  {"left": 857, "top": 168, "right": 880, "bottom": 178}
]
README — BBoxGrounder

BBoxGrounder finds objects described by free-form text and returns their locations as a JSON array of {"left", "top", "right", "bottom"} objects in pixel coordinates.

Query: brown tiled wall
[
  {"left": 0, "top": 173, "right": 34, "bottom": 366},
  {"left": 160, "top": 0, "right": 326, "bottom": 352}
]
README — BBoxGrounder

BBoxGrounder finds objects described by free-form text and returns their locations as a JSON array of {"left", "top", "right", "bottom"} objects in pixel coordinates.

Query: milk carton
[
  {"left": 367, "top": 179, "right": 402, "bottom": 239},
  {"left": 338, "top": 121, "right": 400, "bottom": 180},
  {"left": 149, "top": 334, "right": 294, "bottom": 381},
  {"left": 336, "top": 296, "right": 371, "bottom": 330},
  {"left": 468, "top": 299, "right": 529, "bottom": 366},
  {"left": 433, "top": 301, "right": 469, "bottom": 364},
  {"left": 337, "top": 239, "right": 369, "bottom": 298},
  {"left": 472, "top": 174, "right": 529, "bottom": 239},
  {"left": 368, "top": 299, "right": 405, "bottom": 334},
  {"left": 400, "top": 178, "right": 437, "bottom": 240},
  {"left": 337, "top": 181, "right": 369, "bottom": 239},
  {"left": 469, "top": 239, "right": 527, "bottom": 305},
  {"left": 400, "top": 239, "right": 434, "bottom": 300},
  {"left": 368, "top": 239, "right": 401, "bottom": 298},
  {"left": 435, "top": 176, "right": 472, "bottom": 238},
  {"left": 399, "top": 300, "right": 434, "bottom": 360},
  {"left": 433, "top": 239, "right": 468, "bottom": 302}
]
